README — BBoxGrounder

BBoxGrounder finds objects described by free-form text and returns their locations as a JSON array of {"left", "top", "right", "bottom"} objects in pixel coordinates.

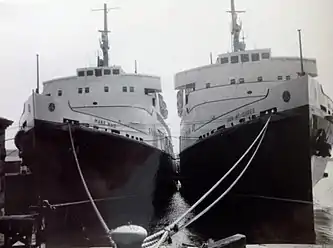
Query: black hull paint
[
  {"left": 179, "top": 105, "right": 332, "bottom": 244},
  {"left": 12, "top": 120, "right": 175, "bottom": 247}
]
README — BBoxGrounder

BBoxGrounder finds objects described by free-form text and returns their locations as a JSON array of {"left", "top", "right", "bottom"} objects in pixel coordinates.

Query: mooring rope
[
  {"left": 68, "top": 124, "right": 115, "bottom": 247},
  {"left": 179, "top": 121, "right": 268, "bottom": 230},
  {"left": 144, "top": 116, "right": 271, "bottom": 248},
  {"left": 233, "top": 193, "right": 313, "bottom": 205},
  {"left": 143, "top": 116, "right": 272, "bottom": 246},
  {"left": 51, "top": 195, "right": 136, "bottom": 208}
]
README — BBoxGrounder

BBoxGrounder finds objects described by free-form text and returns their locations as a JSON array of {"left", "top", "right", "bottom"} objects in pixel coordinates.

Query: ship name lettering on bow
[
  {"left": 94, "top": 118, "right": 116, "bottom": 128},
  {"left": 227, "top": 108, "right": 255, "bottom": 122}
]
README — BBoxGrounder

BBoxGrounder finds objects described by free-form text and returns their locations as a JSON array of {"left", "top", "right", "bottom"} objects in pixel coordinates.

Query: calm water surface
[{"left": 151, "top": 163, "right": 333, "bottom": 247}]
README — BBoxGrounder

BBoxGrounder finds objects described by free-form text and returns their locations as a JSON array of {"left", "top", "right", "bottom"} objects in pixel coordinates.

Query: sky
[{"left": 1, "top": 0, "right": 333, "bottom": 152}]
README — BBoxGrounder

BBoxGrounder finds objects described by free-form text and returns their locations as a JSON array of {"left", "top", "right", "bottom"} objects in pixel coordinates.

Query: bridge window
[
  {"left": 261, "top": 52, "right": 270, "bottom": 59},
  {"left": 78, "top": 88, "right": 83, "bottom": 94},
  {"left": 95, "top": 68, "right": 102, "bottom": 77},
  {"left": 277, "top": 76, "right": 283, "bottom": 80},
  {"left": 104, "top": 69, "right": 111, "bottom": 75},
  {"left": 220, "top": 57, "right": 229, "bottom": 64},
  {"left": 113, "top": 69, "right": 120, "bottom": 75},
  {"left": 286, "top": 75, "right": 291, "bottom": 80},
  {"left": 206, "top": 83, "right": 211, "bottom": 88},
  {"left": 122, "top": 86, "right": 127, "bottom": 92},
  {"left": 239, "top": 78, "right": 245, "bottom": 84},
  {"left": 85, "top": 87, "right": 89, "bottom": 93},
  {"left": 58, "top": 90, "right": 62, "bottom": 96},
  {"left": 78, "top": 71, "right": 85, "bottom": 77},
  {"left": 87, "top": 70, "right": 94, "bottom": 76},
  {"left": 104, "top": 86, "right": 109, "bottom": 92},
  {"left": 231, "top": 56, "right": 239, "bottom": 64},
  {"left": 257, "top": 76, "right": 263, "bottom": 82},
  {"left": 230, "top": 78, "right": 236, "bottom": 84},
  {"left": 130, "top": 86, "right": 135, "bottom": 92},
  {"left": 251, "top": 53, "right": 260, "bottom": 61},
  {"left": 241, "top": 54, "right": 250, "bottom": 63}
]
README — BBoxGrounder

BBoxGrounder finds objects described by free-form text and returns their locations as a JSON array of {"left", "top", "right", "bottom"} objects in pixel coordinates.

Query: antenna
[
  {"left": 92, "top": 3, "right": 120, "bottom": 67},
  {"left": 135, "top": 60, "right": 137, "bottom": 74},
  {"left": 227, "top": 0, "right": 246, "bottom": 52},
  {"left": 36, "top": 54, "right": 40, "bottom": 94},
  {"left": 210, "top": 52, "right": 213, "bottom": 64},
  {"left": 297, "top": 29, "right": 305, "bottom": 76}
]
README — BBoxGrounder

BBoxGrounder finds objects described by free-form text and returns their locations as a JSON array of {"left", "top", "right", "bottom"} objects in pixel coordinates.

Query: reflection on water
[{"left": 153, "top": 162, "right": 333, "bottom": 246}]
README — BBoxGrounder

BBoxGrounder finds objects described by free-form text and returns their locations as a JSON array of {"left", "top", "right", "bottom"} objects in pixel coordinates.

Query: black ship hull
[
  {"left": 179, "top": 105, "right": 332, "bottom": 244},
  {"left": 12, "top": 120, "right": 175, "bottom": 247}
]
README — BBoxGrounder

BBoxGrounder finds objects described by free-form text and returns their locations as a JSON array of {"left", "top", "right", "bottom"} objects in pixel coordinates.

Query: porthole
[
  {"left": 282, "top": 91, "right": 291, "bottom": 102},
  {"left": 48, "top": 103, "right": 55, "bottom": 112}
]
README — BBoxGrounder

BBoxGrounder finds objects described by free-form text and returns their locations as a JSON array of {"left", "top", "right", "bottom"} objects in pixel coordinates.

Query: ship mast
[
  {"left": 100, "top": 3, "right": 110, "bottom": 67},
  {"left": 93, "top": 3, "right": 119, "bottom": 67},
  {"left": 227, "top": 0, "right": 246, "bottom": 52}
]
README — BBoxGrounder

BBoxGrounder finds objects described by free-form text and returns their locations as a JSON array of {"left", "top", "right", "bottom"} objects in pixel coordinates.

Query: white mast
[
  {"left": 93, "top": 3, "right": 119, "bottom": 67},
  {"left": 227, "top": 0, "right": 246, "bottom": 52}
]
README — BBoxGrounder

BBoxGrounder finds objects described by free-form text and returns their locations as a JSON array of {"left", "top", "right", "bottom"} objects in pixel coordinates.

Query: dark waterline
[{"left": 152, "top": 163, "right": 333, "bottom": 247}]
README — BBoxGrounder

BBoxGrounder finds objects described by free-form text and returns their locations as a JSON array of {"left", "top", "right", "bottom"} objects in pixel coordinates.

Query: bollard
[{"left": 111, "top": 224, "right": 148, "bottom": 248}]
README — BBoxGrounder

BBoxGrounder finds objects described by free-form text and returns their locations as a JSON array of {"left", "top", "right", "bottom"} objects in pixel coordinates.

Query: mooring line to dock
[
  {"left": 233, "top": 193, "right": 313, "bottom": 205},
  {"left": 68, "top": 124, "right": 115, "bottom": 247},
  {"left": 143, "top": 116, "right": 271, "bottom": 248},
  {"left": 179, "top": 123, "right": 268, "bottom": 230},
  {"left": 51, "top": 195, "right": 137, "bottom": 208}
]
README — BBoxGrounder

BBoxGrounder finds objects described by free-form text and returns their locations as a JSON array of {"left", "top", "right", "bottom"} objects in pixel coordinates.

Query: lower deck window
[
  {"left": 220, "top": 57, "right": 229, "bottom": 64},
  {"left": 85, "top": 87, "right": 89, "bottom": 93},
  {"left": 95, "top": 68, "right": 102, "bottom": 77},
  {"left": 58, "top": 90, "right": 62, "bottom": 96},
  {"left": 78, "top": 71, "right": 85, "bottom": 77},
  {"left": 231, "top": 56, "right": 239, "bottom": 64},
  {"left": 262, "top": 52, "right": 270, "bottom": 59},
  {"left": 251, "top": 53, "right": 260, "bottom": 61},
  {"left": 241, "top": 54, "right": 249, "bottom": 63}
]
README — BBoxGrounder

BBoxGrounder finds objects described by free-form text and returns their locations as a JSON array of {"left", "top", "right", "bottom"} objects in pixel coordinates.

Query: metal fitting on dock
[{"left": 110, "top": 224, "right": 148, "bottom": 248}]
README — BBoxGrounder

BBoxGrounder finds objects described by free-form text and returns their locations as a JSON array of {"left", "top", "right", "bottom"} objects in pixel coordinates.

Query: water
[{"left": 152, "top": 162, "right": 333, "bottom": 247}]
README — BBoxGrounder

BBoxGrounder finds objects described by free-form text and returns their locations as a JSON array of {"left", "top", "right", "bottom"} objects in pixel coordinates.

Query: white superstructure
[
  {"left": 19, "top": 3, "right": 172, "bottom": 153},
  {"left": 175, "top": 0, "right": 333, "bottom": 153}
]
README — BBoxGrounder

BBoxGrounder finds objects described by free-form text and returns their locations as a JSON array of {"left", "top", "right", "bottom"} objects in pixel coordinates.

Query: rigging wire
[
  {"left": 143, "top": 116, "right": 271, "bottom": 245},
  {"left": 147, "top": 116, "right": 270, "bottom": 248},
  {"left": 68, "top": 124, "right": 115, "bottom": 247}
]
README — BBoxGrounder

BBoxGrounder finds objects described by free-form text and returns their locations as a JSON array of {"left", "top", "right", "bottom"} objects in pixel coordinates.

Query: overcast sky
[{"left": 1, "top": 0, "right": 333, "bottom": 151}]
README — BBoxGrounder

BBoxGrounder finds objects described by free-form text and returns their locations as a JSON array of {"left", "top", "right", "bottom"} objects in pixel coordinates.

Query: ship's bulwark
[
  {"left": 11, "top": 120, "right": 175, "bottom": 247},
  {"left": 179, "top": 105, "right": 333, "bottom": 244}
]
